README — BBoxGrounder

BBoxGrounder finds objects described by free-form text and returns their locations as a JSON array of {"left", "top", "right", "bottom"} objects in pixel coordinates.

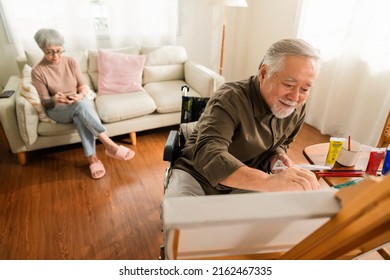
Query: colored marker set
[
  {"left": 325, "top": 136, "right": 390, "bottom": 176},
  {"left": 381, "top": 145, "right": 390, "bottom": 175}
]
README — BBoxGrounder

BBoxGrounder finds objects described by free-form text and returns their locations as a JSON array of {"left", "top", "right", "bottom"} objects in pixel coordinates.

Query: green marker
[{"left": 333, "top": 178, "right": 364, "bottom": 189}]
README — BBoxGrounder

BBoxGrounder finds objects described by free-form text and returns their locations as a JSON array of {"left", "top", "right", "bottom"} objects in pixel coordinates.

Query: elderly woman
[{"left": 31, "top": 28, "right": 135, "bottom": 179}]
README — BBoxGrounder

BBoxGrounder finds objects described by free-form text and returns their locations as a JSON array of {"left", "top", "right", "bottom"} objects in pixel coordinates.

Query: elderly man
[{"left": 165, "top": 38, "right": 323, "bottom": 196}]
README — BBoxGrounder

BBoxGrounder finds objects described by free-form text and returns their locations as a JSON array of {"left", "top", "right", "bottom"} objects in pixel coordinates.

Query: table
[
  {"left": 303, "top": 143, "right": 390, "bottom": 260},
  {"left": 303, "top": 143, "right": 372, "bottom": 186}
]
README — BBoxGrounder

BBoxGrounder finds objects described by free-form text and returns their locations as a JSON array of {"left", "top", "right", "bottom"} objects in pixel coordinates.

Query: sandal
[
  {"left": 89, "top": 160, "right": 106, "bottom": 179},
  {"left": 105, "top": 145, "right": 135, "bottom": 161}
]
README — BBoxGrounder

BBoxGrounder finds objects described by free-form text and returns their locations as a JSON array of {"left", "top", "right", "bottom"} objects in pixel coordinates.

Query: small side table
[{"left": 303, "top": 143, "right": 371, "bottom": 186}]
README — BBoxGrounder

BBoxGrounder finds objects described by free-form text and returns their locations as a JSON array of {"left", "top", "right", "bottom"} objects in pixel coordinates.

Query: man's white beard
[{"left": 271, "top": 99, "right": 297, "bottom": 119}]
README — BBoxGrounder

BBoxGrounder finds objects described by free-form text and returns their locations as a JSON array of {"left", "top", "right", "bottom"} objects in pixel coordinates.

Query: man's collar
[{"left": 250, "top": 75, "right": 272, "bottom": 117}]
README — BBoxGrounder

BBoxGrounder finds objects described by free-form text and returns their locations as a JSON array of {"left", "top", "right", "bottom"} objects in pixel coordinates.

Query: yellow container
[{"left": 325, "top": 137, "right": 346, "bottom": 167}]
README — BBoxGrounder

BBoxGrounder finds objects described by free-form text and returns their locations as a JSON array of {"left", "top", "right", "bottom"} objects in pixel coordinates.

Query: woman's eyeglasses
[{"left": 43, "top": 49, "right": 64, "bottom": 56}]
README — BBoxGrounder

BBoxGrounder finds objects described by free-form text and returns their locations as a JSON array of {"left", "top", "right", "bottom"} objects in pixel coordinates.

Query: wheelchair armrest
[{"left": 163, "top": 130, "right": 180, "bottom": 162}]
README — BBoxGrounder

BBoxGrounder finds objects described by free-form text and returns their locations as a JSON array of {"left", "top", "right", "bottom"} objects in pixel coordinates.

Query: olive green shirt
[{"left": 173, "top": 75, "right": 306, "bottom": 195}]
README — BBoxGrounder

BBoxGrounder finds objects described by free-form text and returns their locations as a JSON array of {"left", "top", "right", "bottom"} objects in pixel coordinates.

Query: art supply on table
[
  {"left": 365, "top": 148, "right": 386, "bottom": 175},
  {"left": 336, "top": 138, "right": 363, "bottom": 167},
  {"left": 314, "top": 169, "right": 365, "bottom": 178},
  {"left": 332, "top": 178, "right": 364, "bottom": 189},
  {"left": 273, "top": 164, "right": 331, "bottom": 171},
  {"left": 325, "top": 137, "right": 346, "bottom": 167},
  {"left": 382, "top": 145, "right": 390, "bottom": 175},
  {"left": 348, "top": 136, "right": 351, "bottom": 151}
]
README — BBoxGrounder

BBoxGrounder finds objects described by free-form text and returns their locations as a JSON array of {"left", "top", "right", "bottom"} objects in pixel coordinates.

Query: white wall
[
  {"left": 176, "top": 0, "right": 220, "bottom": 75},
  {"left": 223, "top": 0, "right": 301, "bottom": 81},
  {"left": 177, "top": 0, "right": 301, "bottom": 82},
  {"left": 0, "top": 0, "right": 301, "bottom": 87},
  {"left": 0, "top": 17, "right": 19, "bottom": 88}
]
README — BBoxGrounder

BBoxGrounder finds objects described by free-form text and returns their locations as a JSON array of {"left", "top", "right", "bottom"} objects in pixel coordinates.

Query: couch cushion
[
  {"left": 143, "top": 80, "right": 201, "bottom": 113},
  {"left": 20, "top": 64, "right": 56, "bottom": 124},
  {"left": 38, "top": 122, "right": 78, "bottom": 136},
  {"left": 95, "top": 91, "right": 157, "bottom": 123},
  {"left": 88, "top": 46, "right": 140, "bottom": 91},
  {"left": 142, "top": 46, "right": 188, "bottom": 65},
  {"left": 98, "top": 49, "right": 146, "bottom": 95},
  {"left": 142, "top": 46, "right": 187, "bottom": 84},
  {"left": 37, "top": 101, "right": 97, "bottom": 137},
  {"left": 143, "top": 65, "right": 184, "bottom": 84},
  {"left": 25, "top": 51, "right": 43, "bottom": 67}
]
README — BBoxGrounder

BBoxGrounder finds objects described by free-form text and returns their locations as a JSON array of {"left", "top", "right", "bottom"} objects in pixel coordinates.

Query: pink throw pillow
[{"left": 98, "top": 49, "right": 146, "bottom": 94}]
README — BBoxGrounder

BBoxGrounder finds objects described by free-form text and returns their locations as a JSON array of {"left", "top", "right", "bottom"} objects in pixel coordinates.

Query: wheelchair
[
  {"left": 163, "top": 85, "right": 210, "bottom": 192},
  {"left": 160, "top": 85, "right": 210, "bottom": 259}
]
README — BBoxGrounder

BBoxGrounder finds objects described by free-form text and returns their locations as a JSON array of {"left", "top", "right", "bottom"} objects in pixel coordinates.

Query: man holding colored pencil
[{"left": 165, "top": 39, "right": 323, "bottom": 197}]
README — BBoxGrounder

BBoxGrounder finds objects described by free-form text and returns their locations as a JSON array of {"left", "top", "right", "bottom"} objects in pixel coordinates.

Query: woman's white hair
[{"left": 34, "top": 28, "right": 64, "bottom": 50}]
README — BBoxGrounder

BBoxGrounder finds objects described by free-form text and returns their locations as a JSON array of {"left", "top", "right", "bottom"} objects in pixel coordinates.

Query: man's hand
[
  {"left": 219, "top": 165, "right": 324, "bottom": 192},
  {"left": 266, "top": 165, "right": 321, "bottom": 191},
  {"left": 270, "top": 153, "right": 293, "bottom": 174}
]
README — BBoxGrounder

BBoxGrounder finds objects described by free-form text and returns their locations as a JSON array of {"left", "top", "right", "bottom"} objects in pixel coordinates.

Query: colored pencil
[
  {"left": 318, "top": 169, "right": 363, "bottom": 172},
  {"left": 333, "top": 178, "right": 364, "bottom": 189},
  {"left": 315, "top": 171, "right": 364, "bottom": 177}
]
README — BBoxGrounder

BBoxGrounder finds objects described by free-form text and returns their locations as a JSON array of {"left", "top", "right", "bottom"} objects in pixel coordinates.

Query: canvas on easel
[{"left": 163, "top": 175, "right": 390, "bottom": 260}]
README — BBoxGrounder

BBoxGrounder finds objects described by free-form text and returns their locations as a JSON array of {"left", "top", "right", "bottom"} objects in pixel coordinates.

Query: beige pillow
[
  {"left": 141, "top": 46, "right": 188, "bottom": 66},
  {"left": 20, "top": 64, "right": 56, "bottom": 123},
  {"left": 141, "top": 46, "right": 187, "bottom": 84}
]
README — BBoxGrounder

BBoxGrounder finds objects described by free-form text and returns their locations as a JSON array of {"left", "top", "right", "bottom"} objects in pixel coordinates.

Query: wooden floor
[{"left": 0, "top": 123, "right": 382, "bottom": 260}]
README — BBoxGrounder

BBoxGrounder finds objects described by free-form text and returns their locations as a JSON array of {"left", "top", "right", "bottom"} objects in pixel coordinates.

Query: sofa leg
[
  {"left": 130, "top": 131, "right": 136, "bottom": 145},
  {"left": 17, "top": 152, "right": 26, "bottom": 165}
]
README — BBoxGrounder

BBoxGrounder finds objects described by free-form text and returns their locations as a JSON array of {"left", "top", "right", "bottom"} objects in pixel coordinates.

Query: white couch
[{"left": 0, "top": 45, "right": 224, "bottom": 164}]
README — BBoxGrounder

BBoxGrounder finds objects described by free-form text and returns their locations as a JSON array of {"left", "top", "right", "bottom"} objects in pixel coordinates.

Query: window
[
  {"left": 297, "top": 0, "right": 390, "bottom": 146},
  {"left": 0, "top": 0, "right": 178, "bottom": 54},
  {"left": 90, "top": 0, "right": 109, "bottom": 37},
  {"left": 298, "top": 0, "right": 390, "bottom": 73}
]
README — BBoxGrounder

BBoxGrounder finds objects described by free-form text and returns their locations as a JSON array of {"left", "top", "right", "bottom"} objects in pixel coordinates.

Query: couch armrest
[
  {"left": 184, "top": 61, "right": 225, "bottom": 97},
  {"left": 15, "top": 87, "right": 39, "bottom": 146},
  {"left": 0, "top": 76, "right": 28, "bottom": 153}
]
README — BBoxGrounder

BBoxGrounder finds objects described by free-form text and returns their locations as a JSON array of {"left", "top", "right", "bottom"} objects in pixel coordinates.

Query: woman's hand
[
  {"left": 54, "top": 92, "right": 83, "bottom": 105},
  {"left": 53, "top": 92, "right": 69, "bottom": 104},
  {"left": 66, "top": 92, "right": 83, "bottom": 104}
]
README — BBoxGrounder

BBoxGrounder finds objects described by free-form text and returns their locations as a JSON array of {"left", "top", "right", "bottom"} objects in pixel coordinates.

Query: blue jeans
[{"left": 47, "top": 100, "right": 106, "bottom": 157}]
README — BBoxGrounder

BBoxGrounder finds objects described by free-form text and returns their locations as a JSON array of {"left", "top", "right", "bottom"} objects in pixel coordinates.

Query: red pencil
[
  {"left": 348, "top": 136, "right": 351, "bottom": 151},
  {"left": 315, "top": 171, "right": 364, "bottom": 177}
]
